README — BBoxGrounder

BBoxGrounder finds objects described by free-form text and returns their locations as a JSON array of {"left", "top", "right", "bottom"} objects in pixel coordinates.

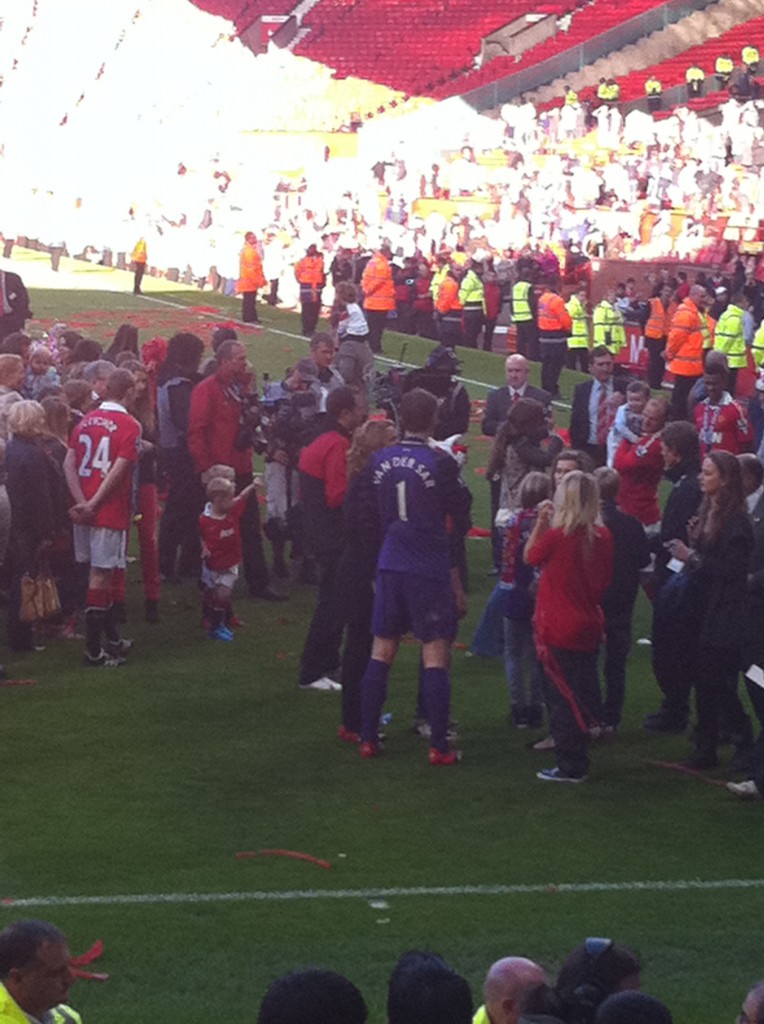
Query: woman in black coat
[
  {"left": 6, "top": 400, "right": 63, "bottom": 651},
  {"left": 667, "top": 449, "right": 754, "bottom": 768}
]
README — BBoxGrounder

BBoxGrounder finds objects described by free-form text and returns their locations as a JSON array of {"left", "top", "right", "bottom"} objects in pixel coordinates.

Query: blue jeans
[
  {"left": 470, "top": 584, "right": 504, "bottom": 658},
  {"left": 503, "top": 617, "right": 545, "bottom": 710}
]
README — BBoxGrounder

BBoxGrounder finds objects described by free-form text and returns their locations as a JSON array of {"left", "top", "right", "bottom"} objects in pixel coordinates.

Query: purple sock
[
  {"left": 422, "top": 667, "right": 451, "bottom": 752},
  {"left": 361, "top": 659, "right": 390, "bottom": 743}
]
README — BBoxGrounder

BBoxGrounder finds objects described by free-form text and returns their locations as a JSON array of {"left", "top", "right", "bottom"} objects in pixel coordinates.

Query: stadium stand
[{"left": 546, "top": 12, "right": 764, "bottom": 107}]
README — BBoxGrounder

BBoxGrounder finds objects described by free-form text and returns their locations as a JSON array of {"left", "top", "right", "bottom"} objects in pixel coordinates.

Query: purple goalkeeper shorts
[{"left": 371, "top": 569, "right": 458, "bottom": 643}]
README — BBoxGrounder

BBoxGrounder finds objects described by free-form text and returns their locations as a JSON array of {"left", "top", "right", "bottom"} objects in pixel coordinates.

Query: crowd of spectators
[{"left": 13, "top": 915, "right": 764, "bottom": 1024}]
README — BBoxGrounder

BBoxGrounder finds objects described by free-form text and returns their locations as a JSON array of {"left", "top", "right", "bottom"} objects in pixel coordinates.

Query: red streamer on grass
[
  {"left": 189, "top": 306, "right": 222, "bottom": 315},
  {"left": 645, "top": 759, "right": 729, "bottom": 788},
  {"left": 473, "top": 466, "right": 487, "bottom": 476},
  {"left": 467, "top": 527, "right": 491, "bottom": 538},
  {"left": 71, "top": 940, "right": 103, "bottom": 966},
  {"left": 71, "top": 969, "right": 109, "bottom": 982},
  {"left": 236, "top": 849, "right": 332, "bottom": 869},
  {"left": 0, "top": 679, "right": 37, "bottom": 687}
]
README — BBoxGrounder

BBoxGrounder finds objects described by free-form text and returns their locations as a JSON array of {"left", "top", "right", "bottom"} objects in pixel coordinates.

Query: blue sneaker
[
  {"left": 209, "top": 625, "right": 234, "bottom": 642},
  {"left": 536, "top": 766, "right": 587, "bottom": 783}
]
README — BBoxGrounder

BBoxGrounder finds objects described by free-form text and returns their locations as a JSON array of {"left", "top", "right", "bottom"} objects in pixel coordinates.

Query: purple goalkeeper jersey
[{"left": 371, "top": 438, "right": 472, "bottom": 582}]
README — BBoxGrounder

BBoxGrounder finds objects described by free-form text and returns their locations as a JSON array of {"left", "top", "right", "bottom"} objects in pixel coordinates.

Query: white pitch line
[
  {"left": 3, "top": 877, "right": 764, "bottom": 910},
  {"left": 135, "top": 293, "right": 552, "bottom": 399}
]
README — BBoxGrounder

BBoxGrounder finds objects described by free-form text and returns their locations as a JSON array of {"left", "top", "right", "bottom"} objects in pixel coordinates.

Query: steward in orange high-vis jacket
[{"left": 237, "top": 232, "right": 267, "bottom": 324}]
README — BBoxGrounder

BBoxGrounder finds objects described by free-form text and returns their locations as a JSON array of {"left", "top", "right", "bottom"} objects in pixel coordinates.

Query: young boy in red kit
[{"left": 199, "top": 474, "right": 258, "bottom": 640}]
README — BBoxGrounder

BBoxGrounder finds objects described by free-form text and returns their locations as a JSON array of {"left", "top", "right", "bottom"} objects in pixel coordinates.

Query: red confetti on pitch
[
  {"left": 645, "top": 759, "right": 728, "bottom": 788},
  {"left": 0, "top": 679, "right": 37, "bottom": 687},
  {"left": 190, "top": 305, "right": 222, "bottom": 314},
  {"left": 236, "top": 849, "right": 332, "bottom": 869},
  {"left": 467, "top": 527, "right": 491, "bottom": 538},
  {"left": 473, "top": 466, "right": 487, "bottom": 476}
]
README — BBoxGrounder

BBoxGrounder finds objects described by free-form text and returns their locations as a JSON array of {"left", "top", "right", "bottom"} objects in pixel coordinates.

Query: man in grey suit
[{"left": 482, "top": 354, "right": 551, "bottom": 571}]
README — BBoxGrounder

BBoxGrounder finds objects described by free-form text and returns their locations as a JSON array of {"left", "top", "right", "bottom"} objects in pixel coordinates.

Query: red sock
[{"left": 86, "top": 587, "right": 111, "bottom": 612}]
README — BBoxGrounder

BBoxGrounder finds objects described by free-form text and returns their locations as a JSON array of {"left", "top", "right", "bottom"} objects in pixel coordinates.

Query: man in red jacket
[
  {"left": 187, "top": 339, "right": 286, "bottom": 601},
  {"left": 297, "top": 387, "right": 362, "bottom": 690}
]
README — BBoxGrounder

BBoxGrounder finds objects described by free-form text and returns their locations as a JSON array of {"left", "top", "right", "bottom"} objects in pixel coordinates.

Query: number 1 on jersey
[{"left": 396, "top": 479, "right": 409, "bottom": 521}]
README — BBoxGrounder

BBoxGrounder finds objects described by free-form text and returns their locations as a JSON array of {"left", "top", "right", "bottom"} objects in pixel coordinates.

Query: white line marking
[
  {"left": 135, "top": 294, "right": 540, "bottom": 398},
  {"left": 4, "top": 877, "right": 764, "bottom": 910}
]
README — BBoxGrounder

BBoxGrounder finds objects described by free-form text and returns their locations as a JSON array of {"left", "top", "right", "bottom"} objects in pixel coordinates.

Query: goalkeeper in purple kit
[{"left": 359, "top": 388, "right": 472, "bottom": 765}]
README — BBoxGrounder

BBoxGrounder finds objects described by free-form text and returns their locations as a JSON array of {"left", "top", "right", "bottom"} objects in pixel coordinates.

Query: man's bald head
[
  {"left": 689, "top": 284, "right": 707, "bottom": 306},
  {"left": 741, "top": 981, "right": 764, "bottom": 1024},
  {"left": 505, "top": 355, "right": 530, "bottom": 389},
  {"left": 483, "top": 957, "right": 546, "bottom": 1024}
]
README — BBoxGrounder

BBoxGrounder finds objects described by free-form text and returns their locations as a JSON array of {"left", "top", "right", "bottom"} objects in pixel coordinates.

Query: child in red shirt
[{"left": 199, "top": 473, "right": 257, "bottom": 640}]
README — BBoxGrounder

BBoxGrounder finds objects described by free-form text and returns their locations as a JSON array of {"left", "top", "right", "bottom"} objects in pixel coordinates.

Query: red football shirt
[
  {"left": 70, "top": 402, "right": 141, "bottom": 530},
  {"left": 199, "top": 495, "right": 248, "bottom": 572},
  {"left": 526, "top": 525, "right": 613, "bottom": 651},
  {"left": 694, "top": 395, "right": 752, "bottom": 456}
]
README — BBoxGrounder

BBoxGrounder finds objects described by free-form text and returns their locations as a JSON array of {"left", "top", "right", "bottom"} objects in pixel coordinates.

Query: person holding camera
[{"left": 187, "top": 339, "right": 286, "bottom": 602}]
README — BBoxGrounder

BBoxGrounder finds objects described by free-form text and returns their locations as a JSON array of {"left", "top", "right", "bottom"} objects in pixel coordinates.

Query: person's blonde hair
[
  {"left": 552, "top": 470, "right": 601, "bottom": 547},
  {"left": 206, "top": 476, "right": 235, "bottom": 500},
  {"left": 8, "top": 399, "right": 46, "bottom": 439},
  {"left": 0, "top": 353, "right": 23, "bottom": 388},
  {"left": 201, "top": 463, "right": 235, "bottom": 487},
  {"left": 347, "top": 418, "right": 396, "bottom": 479}
]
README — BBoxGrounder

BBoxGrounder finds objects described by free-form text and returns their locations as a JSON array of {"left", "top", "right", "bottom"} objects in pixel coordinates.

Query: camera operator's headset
[{"left": 570, "top": 937, "right": 615, "bottom": 1017}]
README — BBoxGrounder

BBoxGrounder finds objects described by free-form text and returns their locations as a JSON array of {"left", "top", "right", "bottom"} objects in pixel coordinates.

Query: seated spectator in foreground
[
  {"left": 594, "top": 991, "right": 672, "bottom": 1024},
  {"left": 520, "top": 939, "right": 640, "bottom": 1024},
  {"left": 474, "top": 956, "right": 547, "bottom": 1024},
  {"left": 734, "top": 981, "right": 764, "bottom": 1024},
  {"left": 0, "top": 919, "right": 79, "bottom": 1024},
  {"left": 388, "top": 950, "right": 473, "bottom": 1024},
  {"left": 257, "top": 968, "right": 367, "bottom": 1024}
]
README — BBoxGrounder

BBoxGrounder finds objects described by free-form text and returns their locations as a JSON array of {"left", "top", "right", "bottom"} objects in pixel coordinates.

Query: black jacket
[
  {"left": 601, "top": 501, "right": 650, "bottom": 617},
  {"left": 654, "top": 460, "right": 702, "bottom": 587},
  {"left": 482, "top": 384, "right": 551, "bottom": 437},
  {"left": 569, "top": 376, "right": 629, "bottom": 451},
  {"left": 6, "top": 436, "right": 60, "bottom": 568},
  {"left": 691, "top": 510, "right": 753, "bottom": 650}
]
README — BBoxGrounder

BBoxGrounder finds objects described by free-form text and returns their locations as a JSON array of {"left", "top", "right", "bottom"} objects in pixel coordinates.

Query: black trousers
[
  {"left": 301, "top": 299, "right": 321, "bottom": 337},
  {"left": 365, "top": 309, "right": 388, "bottom": 353},
  {"left": 339, "top": 570, "right": 374, "bottom": 733},
  {"left": 645, "top": 337, "right": 666, "bottom": 390},
  {"left": 133, "top": 262, "right": 146, "bottom": 295},
  {"left": 439, "top": 317, "right": 463, "bottom": 348},
  {"left": 158, "top": 449, "right": 205, "bottom": 578},
  {"left": 544, "top": 646, "right": 602, "bottom": 777},
  {"left": 540, "top": 341, "right": 566, "bottom": 395},
  {"left": 235, "top": 472, "right": 270, "bottom": 595},
  {"left": 414, "top": 310, "right": 439, "bottom": 340},
  {"left": 669, "top": 374, "right": 700, "bottom": 421},
  {"left": 651, "top": 592, "right": 697, "bottom": 726},
  {"left": 694, "top": 646, "right": 752, "bottom": 758},
  {"left": 601, "top": 610, "right": 632, "bottom": 726},
  {"left": 462, "top": 308, "right": 484, "bottom": 349},
  {"left": 566, "top": 347, "right": 589, "bottom": 373},
  {"left": 515, "top": 321, "right": 538, "bottom": 360},
  {"left": 299, "top": 549, "right": 344, "bottom": 687},
  {"left": 242, "top": 291, "right": 260, "bottom": 324},
  {"left": 483, "top": 317, "right": 497, "bottom": 352}
]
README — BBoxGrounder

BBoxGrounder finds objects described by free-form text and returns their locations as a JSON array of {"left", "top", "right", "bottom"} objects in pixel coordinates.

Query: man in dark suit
[
  {"left": 0, "top": 270, "right": 31, "bottom": 343},
  {"left": 728, "top": 453, "right": 764, "bottom": 798},
  {"left": 569, "top": 345, "right": 628, "bottom": 467},
  {"left": 482, "top": 354, "right": 551, "bottom": 571}
]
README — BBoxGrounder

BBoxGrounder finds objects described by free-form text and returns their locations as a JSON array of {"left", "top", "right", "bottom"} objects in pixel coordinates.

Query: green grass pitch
[{"left": 1, "top": 268, "right": 763, "bottom": 1023}]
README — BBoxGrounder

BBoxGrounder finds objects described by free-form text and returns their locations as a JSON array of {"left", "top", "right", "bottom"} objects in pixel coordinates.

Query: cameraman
[
  {"left": 262, "top": 360, "right": 327, "bottom": 580},
  {"left": 188, "top": 339, "right": 286, "bottom": 601},
  {"left": 404, "top": 346, "right": 470, "bottom": 440}
]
